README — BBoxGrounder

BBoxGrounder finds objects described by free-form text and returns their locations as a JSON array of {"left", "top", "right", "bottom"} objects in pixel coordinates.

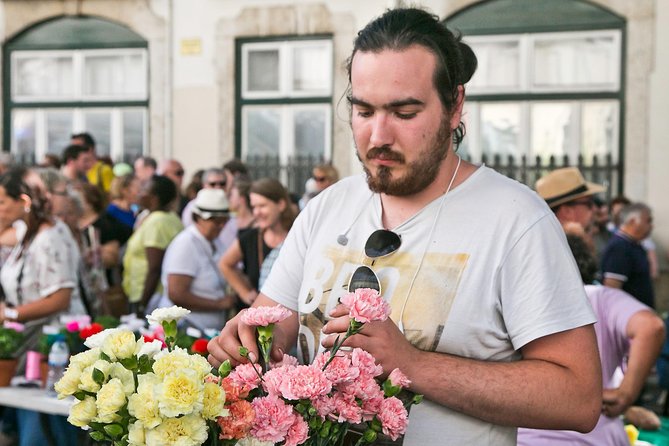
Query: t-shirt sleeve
[
  {"left": 601, "top": 242, "right": 631, "bottom": 282},
  {"left": 162, "top": 233, "right": 199, "bottom": 277},
  {"left": 598, "top": 287, "right": 650, "bottom": 349},
  {"left": 499, "top": 214, "right": 597, "bottom": 350},
  {"left": 33, "top": 229, "right": 79, "bottom": 298}
]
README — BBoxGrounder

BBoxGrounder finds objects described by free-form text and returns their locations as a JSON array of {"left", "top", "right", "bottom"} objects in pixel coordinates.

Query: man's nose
[{"left": 369, "top": 114, "right": 394, "bottom": 148}]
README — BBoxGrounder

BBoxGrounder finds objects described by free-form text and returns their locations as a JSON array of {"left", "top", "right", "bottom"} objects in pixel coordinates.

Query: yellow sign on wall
[{"left": 180, "top": 38, "right": 202, "bottom": 55}]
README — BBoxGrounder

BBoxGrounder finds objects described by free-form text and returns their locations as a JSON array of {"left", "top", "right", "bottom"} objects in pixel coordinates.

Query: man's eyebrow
[{"left": 348, "top": 96, "right": 425, "bottom": 109}]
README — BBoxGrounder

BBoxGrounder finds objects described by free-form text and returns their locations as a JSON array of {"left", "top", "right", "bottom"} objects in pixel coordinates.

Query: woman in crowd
[
  {"left": 228, "top": 175, "right": 255, "bottom": 235},
  {"left": 159, "top": 188, "right": 235, "bottom": 331},
  {"left": 219, "top": 177, "right": 295, "bottom": 308},
  {"left": 0, "top": 167, "right": 83, "bottom": 365},
  {"left": 122, "top": 175, "right": 183, "bottom": 314},
  {"left": 106, "top": 173, "right": 140, "bottom": 229}
]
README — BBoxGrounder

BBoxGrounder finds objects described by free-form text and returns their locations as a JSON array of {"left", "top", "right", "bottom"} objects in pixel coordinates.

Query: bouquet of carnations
[
  {"left": 54, "top": 306, "right": 228, "bottom": 446},
  {"left": 215, "top": 288, "right": 422, "bottom": 446}
]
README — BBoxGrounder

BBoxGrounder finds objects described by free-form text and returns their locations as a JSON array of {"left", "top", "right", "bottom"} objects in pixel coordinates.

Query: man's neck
[{"left": 379, "top": 154, "right": 473, "bottom": 230}]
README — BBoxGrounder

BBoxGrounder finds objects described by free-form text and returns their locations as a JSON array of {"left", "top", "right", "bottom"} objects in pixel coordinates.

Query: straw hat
[
  {"left": 192, "top": 189, "right": 229, "bottom": 219},
  {"left": 535, "top": 167, "right": 605, "bottom": 208}
]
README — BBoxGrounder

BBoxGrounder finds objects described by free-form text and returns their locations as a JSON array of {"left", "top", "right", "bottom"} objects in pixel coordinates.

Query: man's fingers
[{"left": 329, "top": 303, "right": 349, "bottom": 318}]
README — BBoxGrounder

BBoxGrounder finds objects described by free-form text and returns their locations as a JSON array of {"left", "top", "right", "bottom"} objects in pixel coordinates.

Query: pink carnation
[
  {"left": 65, "top": 321, "right": 80, "bottom": 332},
  {"left": 221, "top": 377, "right": 250, "bottom": 402},
  {"left": 228, "top": 362, "right": 262, "bottom": 390},
  {"left": 331, "top": 392, "right": 362, "bottom": 424},
  {"left": 270, "top": 353, "right": 300, "bottom": 369},
  {"left": 388, "top": 368, "right": 411, "bottom": 389},
  {"left": 285, "top": 416, "right": 309, "bottom": 446},
  {"left": 340, "top": 288, "right": 391, "bottom": 323},
  {"left": 262, "top": 366, "right": 291, "bottom": 396},
  {"left": 3, "top": 321, "right": 24, "bottom": 332},
  {"left": 361, "top": 394, "right": 384, "bottom": 421},
  {"left": 279, "top": 365, "right": 332, "bottom": 401},
  {"left": 378, "top": 397, "right": 409, "bottom": 441},
  {"left": 351, "top": 348, "right": 383, "bottom": 378},
  {"left": 251, "top": 395, "right": 296, "bottom": 443},
  {"left": 339, "top": 374, "right": 384, "bottom": 402},
  {"left": 311, "top": 395, "right": 335, "bottom": 420},
  {"left": 313, "top": 352, "right": 359, "bottom": 385},
  {"left": 241, "top": 305, "right": 292, "bottom": 326}
]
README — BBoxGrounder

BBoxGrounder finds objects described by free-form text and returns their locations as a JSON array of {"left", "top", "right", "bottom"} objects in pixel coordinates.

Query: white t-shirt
[
  {"left": 159, "top": 225, "right": 228, "bottom": 330},
  {"left": 182, "top": 198, "right": 238, "bottom": 255},
  {"left": 262, "top": 166, "right": 596, "bottom": 445}
]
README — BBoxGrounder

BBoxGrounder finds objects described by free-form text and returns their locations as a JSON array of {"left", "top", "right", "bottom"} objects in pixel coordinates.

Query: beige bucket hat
[{"left": 535, "top": 167, "right": 605, "bottom": 208}]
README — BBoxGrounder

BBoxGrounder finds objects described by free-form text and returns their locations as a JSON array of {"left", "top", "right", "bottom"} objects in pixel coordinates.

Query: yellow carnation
[
  {"left": 54, "top": 364, "right": 82, "bottom": 397},
  {"left": 190, "top": 353, "right": 215, "bottom": 380},
  {"left": 152, "top": 348, "right": 192, "bottom": 379},
  {"left": 101, "top": 329, "right": 138, "bottom": 361},
  {"left": 128, "top": 373, "right": 162, "bottom": 429},
  {"left": 157, "top": 369, "right": 204, "bottom": 418},
  {"left": 69, "top": 348, "right": 101, "bottom": 369},
  {"left": 95, "top": 378, "right": 126, "bottom": 423},
  {"left": 202, "top": 381, "right": 228, "bottom": 420},
  {"left": 67, "top": 396, "right": 97, "bottom": 427},
  {"left": 78, "top": 359, "right": 112, "bottom": 393},
  {"left": 145, "top": 414, "right": 207, "bottom": 446},
  {"left": 110, "top": 363, "right": 136, "bottom": 395},
  {"left": 128, "top": 420, "right": 146, "bottom": 446}
]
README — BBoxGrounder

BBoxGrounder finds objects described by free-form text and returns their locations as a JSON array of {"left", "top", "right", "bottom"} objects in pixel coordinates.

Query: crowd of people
[
  {"left": 1, "top": 5, "right": 668, "bottom": 446},
  {"left": 0, "top": 131, "right": 341, "bottom": 365}
]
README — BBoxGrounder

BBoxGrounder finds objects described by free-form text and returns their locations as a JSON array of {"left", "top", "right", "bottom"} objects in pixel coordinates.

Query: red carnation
[
  {"left": 191, "top": 338, "right": 209, "bottom": 355},
  {"left": 79, "top": 322, "right": 104, "bottom": 339}
]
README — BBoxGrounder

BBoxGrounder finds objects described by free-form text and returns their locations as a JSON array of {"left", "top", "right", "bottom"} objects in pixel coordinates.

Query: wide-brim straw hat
[{"left": 535, "top": 167, "right": 605, "bottom": 208}]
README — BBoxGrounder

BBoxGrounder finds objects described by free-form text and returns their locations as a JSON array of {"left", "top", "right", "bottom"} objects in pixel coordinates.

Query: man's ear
[{"left": 449, "top": 85, "right": 465, "bottom": 131}]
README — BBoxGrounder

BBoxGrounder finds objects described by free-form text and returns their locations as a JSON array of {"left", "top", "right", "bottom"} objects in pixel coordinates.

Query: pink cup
[{"left": 25, "top": 351, "right": 43, "bottom": 381}]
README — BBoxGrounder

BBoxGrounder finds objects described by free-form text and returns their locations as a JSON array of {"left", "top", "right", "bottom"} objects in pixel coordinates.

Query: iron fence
[{"left": 246, "top": 153, "right": 620, "bottom": 199}]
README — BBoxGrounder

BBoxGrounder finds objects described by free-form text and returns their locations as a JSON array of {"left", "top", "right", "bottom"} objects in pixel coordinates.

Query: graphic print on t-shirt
[{"left": 297, "top": 243, "right": 468, "bottom": 364}]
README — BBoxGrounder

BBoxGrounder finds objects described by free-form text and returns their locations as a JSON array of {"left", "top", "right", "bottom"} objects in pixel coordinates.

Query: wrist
[{"left": 3, "top": 306, "right": 19, "bottom": 321}]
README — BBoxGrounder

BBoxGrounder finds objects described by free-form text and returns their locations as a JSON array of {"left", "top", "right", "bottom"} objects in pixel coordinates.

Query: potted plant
[{"left": 0, "top": 322, "right": 25, "bottom": 386}]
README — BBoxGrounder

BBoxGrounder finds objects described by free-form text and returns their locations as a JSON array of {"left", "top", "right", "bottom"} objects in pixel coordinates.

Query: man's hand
[
  {"left": 321, "top": 303, "right": 419, "bottom": 377},
  {"left": 207, "top": 294, "right": 299, "bottom": 368},
  {"left": 602, "top": 387, "right": 634, "bottom": 418}
]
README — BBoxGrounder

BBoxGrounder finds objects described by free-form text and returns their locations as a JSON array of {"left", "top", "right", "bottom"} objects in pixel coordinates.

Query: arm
[
  {"left": 100, "top": 240, "right": 120, "bottom": 268},
  {"left": 603, "top": 277, "right": 624, "bottom": 289},
  {"left": 140, "top": 247, "right": 166, "bottom": 306},
  {"left": 1, "top": 288, "right": 72, "bottom": 323},
  {"left": 602, "top": 310, "right": 665, "bottom": 417},
  {"left": 208, "top": 292, "right": 299, "bottom": 367},
  {"left": 219, "top": 240, "right": 257, "bottom": 305},
  {"left": 323, "top": 306, "right": 602, "bottom": 432},
  {"left": 168, "top": 273, "right": 235, "bottom": 312}
]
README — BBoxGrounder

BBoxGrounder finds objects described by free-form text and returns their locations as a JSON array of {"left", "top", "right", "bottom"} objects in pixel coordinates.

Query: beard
[{"left": 358, "top": 119, "right": 452, "bottom": 196}]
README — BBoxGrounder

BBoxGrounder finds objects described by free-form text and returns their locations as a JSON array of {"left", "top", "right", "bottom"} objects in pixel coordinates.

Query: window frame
[{"left": 235, "top": 35, "right": 334, "bottom": 165}]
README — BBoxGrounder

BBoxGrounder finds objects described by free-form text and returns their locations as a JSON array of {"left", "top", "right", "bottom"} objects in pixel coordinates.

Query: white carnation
[{"left": 146, "top": 306, "right": 190, "bottom": 326}]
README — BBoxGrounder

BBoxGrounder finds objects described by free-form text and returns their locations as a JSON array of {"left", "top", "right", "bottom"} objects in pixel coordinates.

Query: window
[
  {"left": 447, "top": 0, "right": 625, "bottom": 192},
  {"left": 237, "top": 37, "right": 333, "bottom": 167},
  {"left": 3, "top": 16, "right": 149, "bottom": 163},
  {"left": 460, "top": 30, "right": 621, "bottom": 164}
]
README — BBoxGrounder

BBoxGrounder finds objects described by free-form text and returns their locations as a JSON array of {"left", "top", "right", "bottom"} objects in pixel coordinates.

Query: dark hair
[
  {"left": 81, "top": 183, "right": 107, "bottom": 214},
  {"left": 136, "top": 156, "right": 157, "bottom": 170},
  {"left": 149, "top": 175, "right": 178, "bottom": 209},
  {"left": 233, "top": 176, "right": 252, "bottom": 210},
  {"left": 346, "top": 7, "right": 477, "bottom": 146},
  {"left": 223, "top": 159, "right": 249, "bottom": 176},
  {"left": 565, "top": 234, "right": 597, "bottom": 285},
  {"left": 71, "top": 132, "right": 96, "bottom": 150},
  {"left": 62, "top": 144, "right": 89, "bottom": 164},
  {"left": 0, "top": 167, "right": 50, "bottom": 250},
  {"left": 40, "top": 153, "right": 61, "bottom": 169},
  {"left": 250, "top": 178, "right": 295, "bottom": 232}
]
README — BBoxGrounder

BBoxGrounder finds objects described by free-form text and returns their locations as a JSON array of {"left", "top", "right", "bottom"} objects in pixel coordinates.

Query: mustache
[{"left": 366, "top": 146, "right": 405, "bottom": 163}]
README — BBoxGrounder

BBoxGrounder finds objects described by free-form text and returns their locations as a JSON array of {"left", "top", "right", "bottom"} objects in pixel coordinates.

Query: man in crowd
[
  {"left": 601, "top": 202, "right": 656, "bottom": 308},
  {"left": 71, "top": 132, "right": 114, "bottom": 193},
  {"left": 208, "top": 8, "right": 601, "bottom": 444},
  {"left": 61, "top": 144, "right": 95, "bottom": 185},
  {"left": 133, "top": 155, "right": 157, "bottom": 184},
  {"left": 157, "top": 158, "right": 188, "bottom": 216},
  {"left": 535, "top": 166, "right": 604, "bottom": 244}
]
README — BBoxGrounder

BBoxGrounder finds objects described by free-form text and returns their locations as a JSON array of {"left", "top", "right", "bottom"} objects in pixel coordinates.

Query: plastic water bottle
[{"left": 45, "top": 336, "right": 69, "bottom": 396}]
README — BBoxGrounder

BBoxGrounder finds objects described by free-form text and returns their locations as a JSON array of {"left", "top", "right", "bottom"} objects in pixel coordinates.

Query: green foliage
[{"left": 0, "top": 326, "right": 24, "bottom": 359}]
